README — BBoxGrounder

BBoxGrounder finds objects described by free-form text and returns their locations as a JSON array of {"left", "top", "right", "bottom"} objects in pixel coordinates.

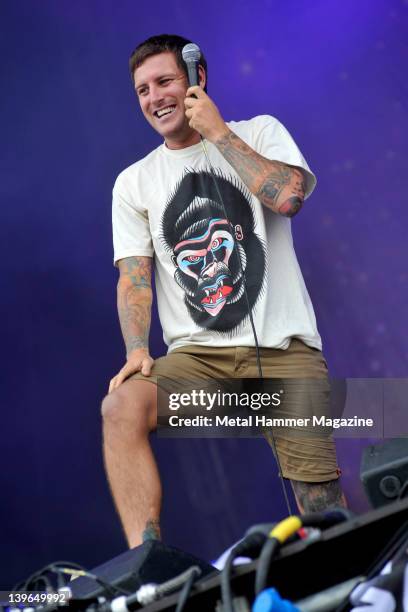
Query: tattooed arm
[
  {"left": 184, "top": 86, "right": 305, "bottom": 217},
  {"left": 214, "top": 130, "right": 305, "bottom": 218},
  {"left": 109, "top": 256, "right": 154, "bottom": 392}
]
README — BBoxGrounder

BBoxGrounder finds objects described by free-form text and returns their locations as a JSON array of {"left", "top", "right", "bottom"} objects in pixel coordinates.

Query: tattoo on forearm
[
  {"left": 117, "top": 256, "right": 152, "bottom": 355},
  {"left": 215, "top": 129, "right": 305, "bottom": 216},
  {"left": 291, "top": 479, "right": 347, "bottom": 513},
  {"left": 121, "top": 256, "right": 151, "bottom": 288},
  {"left": 256, "top": 164, "right": 292, "bottom": 206},
  {"left": 142, "top": 519, "right": 161, "bottom": 542}
]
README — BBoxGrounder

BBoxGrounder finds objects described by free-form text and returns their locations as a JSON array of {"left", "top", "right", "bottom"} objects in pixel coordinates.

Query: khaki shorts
[{"left": 130, "top": 339, "right": 340, "bottom": 483}]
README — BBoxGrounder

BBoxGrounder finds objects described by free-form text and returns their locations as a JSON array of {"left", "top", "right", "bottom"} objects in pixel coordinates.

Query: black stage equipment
[
  {"left": 137, "top": 497, "right": 408, "bottom": 610},
  {"left": 361, "top": 438, "right": 408, "bottom": 508},
  {"left": 68, "top": 540, "right": 216, "bottom": 601}
]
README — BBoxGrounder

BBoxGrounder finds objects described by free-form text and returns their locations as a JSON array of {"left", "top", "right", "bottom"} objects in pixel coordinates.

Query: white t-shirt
[{"left": 112, "top": 115, "right": 322, "bottom": 352}]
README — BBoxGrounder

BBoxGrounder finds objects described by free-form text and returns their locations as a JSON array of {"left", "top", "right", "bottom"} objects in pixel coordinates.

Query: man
[{"left": 102, "top": 34, "right": 346, "bottom": 548}]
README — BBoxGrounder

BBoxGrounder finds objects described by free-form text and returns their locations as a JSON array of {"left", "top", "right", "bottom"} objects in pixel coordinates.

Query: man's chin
[{"left": 151, "top": 116, "right": 191, "bottom": 142}]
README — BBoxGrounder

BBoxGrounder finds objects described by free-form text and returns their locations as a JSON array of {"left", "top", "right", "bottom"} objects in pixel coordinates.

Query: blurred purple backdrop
[{"left": 1, "top": 0, "right": 407, "bottom": 588}]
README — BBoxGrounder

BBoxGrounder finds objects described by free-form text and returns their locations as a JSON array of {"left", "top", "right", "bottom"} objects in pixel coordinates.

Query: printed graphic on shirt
[{"left": 160, "top": 170, "right": 266, "bottom": 333}]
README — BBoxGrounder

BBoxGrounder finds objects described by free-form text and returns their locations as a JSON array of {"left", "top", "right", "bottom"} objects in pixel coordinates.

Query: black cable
[
  {"left": 14, "top": 561, "right": 86, "bottom": 591},
  {"left": 254, "top": 537, "right": 280, "bottom": 596},
  {"left": 14, "top": 560, "right": 130, "bottom": 607},
  {"left": 48, "top": 563, "right": 131, "bottom": 597},
  {"left": 200, "top": 137, "right": 293, "bottom": 517},
  {"left": 301, "top": 508, "right": 354, "bottom": 529},
  {"left": 221, "top": 532, "right": 267, "bottom": 612},
  {"left": 175, "top": 566, "right": 201, "bottom": 612},
  {"left": 201, "top": 143, "right": 263, "bottom": 376},
  {"left": 221, "top": 548, "right": 237, "bottom": 612}
]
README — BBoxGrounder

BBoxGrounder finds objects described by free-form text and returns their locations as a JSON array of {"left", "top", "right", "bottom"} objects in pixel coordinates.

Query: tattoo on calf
[
  {"left": 291, "top": 479, "right": 346, "bottom": 513},
  {"left": 142, "top": 519, "right": 161, "bottom": 542}
]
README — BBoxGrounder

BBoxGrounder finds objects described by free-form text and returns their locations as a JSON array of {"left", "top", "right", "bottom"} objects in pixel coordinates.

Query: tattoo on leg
[
  {"left": 291, "top": 479, "right": 347, "bottom": 513},
  {"left": 142, "top": 519, "right": 161, "bottom": 542}
]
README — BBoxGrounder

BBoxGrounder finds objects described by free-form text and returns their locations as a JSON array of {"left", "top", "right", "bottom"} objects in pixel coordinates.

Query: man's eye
[
  {"left": 137, "top": 89, "right": 147, "bottom": 96},
  {"left": 160, "top": 79, "right": 172, "bottom": 85}
]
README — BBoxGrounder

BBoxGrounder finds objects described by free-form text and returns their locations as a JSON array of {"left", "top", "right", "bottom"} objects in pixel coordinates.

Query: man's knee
[{"left": 101, "top": 381, "right": 157, "bottom": 433}]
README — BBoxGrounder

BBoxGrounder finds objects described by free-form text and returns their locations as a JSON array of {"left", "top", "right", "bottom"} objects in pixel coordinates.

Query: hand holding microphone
[{"left": 182, "top": 43, "right": 229, "bottom": 143}]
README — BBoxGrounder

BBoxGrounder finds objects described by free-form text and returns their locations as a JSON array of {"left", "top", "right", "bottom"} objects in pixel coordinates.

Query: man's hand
[
  {"left": 184, "top": 86, "right": 230, "bottom": 143},
  {"left": 109, "top": 348, "right": 154, "bottom": 393}
]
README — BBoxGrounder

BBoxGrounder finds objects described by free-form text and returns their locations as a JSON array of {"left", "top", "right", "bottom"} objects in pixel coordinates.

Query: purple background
[{"left": 1, "top": 0, "right": 407, "bottom": 588}]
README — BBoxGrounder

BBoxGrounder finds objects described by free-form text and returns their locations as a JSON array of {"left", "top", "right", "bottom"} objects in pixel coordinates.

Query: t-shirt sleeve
[
  {"left": 112, "top": 172, "right": 154, "bottom": 266},
  {"left": 252, "top": 115, "right": 317, "bottom": 199}
]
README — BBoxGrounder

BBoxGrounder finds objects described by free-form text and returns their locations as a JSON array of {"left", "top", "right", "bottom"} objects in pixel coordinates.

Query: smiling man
[{"left": 102, "top": 34, "right": 345, "bottom": 548}]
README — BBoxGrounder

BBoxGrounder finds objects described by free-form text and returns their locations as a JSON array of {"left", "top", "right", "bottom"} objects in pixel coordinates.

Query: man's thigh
[
  {"left": 128, "top": 347, "right": 240, "bottom": 425},
  {"left": 128, "top": 345, "right": 237, "bottom": 383}
]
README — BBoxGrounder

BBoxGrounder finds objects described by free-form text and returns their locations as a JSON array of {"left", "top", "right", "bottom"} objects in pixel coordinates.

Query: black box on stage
[
  {"left": 361, "top": 439, "right": 408, "bottom": 508},
  {"left": 69, "top": 540, "right": 216, "bottom": 600},
  {"left": 137, "top": 497, "right": 408, "bottom": 610}
]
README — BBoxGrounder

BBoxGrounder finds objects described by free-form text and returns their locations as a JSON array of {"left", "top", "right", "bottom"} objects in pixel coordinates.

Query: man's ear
[{"left": 198, "top": 65, "right": 206, "bottom": 90}]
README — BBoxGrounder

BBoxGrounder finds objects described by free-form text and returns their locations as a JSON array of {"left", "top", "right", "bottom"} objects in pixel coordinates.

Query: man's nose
[{"left": 149, "top": 84, "right": 164, "bottom": 106}]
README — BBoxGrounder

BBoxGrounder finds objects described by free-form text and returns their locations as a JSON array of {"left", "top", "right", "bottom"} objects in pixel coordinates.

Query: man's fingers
[
  {"left": 109, "top": 372, "right": 125, "bottom": 393},
  {"left": 186, "top": 85, "right": 204, "bottom": 99},
  {"left": 108, "top": 354, "right": 154, "bottom": 392},
  {"left": 141, "top": 357, "right": 154, "bottom": 377},
  {"left": 109, "top": 375, "right": 120, "bottom": 393},
  {"left": 108, "top": 362, "right": 140, "bottom": 393},
  {"left": 184, "top": 96, "right": 197, "bottom": 109}
]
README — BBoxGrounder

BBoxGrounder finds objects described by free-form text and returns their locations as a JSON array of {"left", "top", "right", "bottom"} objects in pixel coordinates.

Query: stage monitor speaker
[
  {"left": 69, "top": 540, "right": 216, "bottom": 600},
  {"left": 361, "top": 438, "right": 408, "bottom": 508}
]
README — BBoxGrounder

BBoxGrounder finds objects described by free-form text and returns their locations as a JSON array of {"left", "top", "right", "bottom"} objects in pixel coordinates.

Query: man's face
[{"left": 134, "top": 52, "right": 191, "bottom": 143}]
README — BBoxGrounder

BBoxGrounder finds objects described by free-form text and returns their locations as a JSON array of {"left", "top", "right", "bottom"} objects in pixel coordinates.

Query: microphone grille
[{"left": 182, "top": 43, "right": 201, "bottom": 63}]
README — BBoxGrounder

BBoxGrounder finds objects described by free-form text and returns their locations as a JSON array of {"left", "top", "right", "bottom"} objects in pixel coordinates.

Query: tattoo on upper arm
[
  {"left": 291, "top": 479, "right": 347, "bottom": 513},
  {"left": 215, "top": 130, "right": 306, "bottom": 216},
  {"left": 117, "top": 257, "right": 153, "bottom": 354}
]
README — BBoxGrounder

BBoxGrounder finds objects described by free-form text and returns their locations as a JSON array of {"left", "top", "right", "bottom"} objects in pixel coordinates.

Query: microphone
[{"left": 182, "top": 43, "right": 201, "bottom": 87}]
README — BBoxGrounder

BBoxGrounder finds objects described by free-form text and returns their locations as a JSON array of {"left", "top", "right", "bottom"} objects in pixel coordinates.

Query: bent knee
[
  {"left": 101, "top": 391, "right": 123, "bottom": 423},
  {"left": 101, "top": 383, "right": 157, "bottom": 432}
]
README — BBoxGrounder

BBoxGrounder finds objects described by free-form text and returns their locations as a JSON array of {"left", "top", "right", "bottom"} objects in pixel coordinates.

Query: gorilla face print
[
  {"left": 161, "top": 170, "right": 266, "bottom": 333},
  {"left": 173, "top": 218, "right": 235, "bottom": 317}
]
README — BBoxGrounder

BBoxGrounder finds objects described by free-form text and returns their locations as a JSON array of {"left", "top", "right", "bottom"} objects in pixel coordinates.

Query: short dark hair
[{"left": 129, "top": 34, "right": 207, "bottom": 90}]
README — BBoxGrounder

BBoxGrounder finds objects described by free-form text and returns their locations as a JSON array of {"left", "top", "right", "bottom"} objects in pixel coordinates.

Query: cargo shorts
[{"left": 129, "top": 339, "right": 341, "bottom": 483}]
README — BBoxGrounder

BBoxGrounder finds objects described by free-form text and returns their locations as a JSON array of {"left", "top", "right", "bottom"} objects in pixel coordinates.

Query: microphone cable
[
  {"left": 182, "top": 39, "right": 293, "bottom": 518},
  {"left": 200, "top": 136, "right": 293, "bottom": 518}
]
